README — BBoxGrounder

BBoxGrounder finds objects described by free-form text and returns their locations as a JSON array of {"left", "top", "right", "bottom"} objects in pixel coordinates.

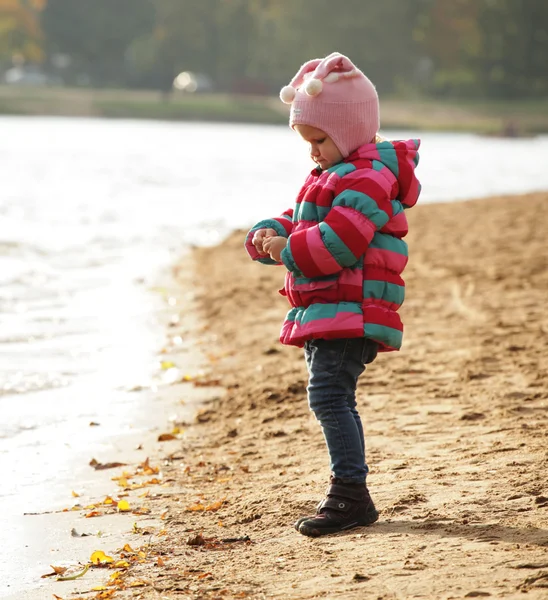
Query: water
[{"left": 1, "top": 116, "right": 548, "bottom": 594}]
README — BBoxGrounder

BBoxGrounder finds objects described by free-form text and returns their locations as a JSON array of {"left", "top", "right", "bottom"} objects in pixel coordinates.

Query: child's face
[{"left": 294, "top": 124, "right": 343, "bottom": 170}]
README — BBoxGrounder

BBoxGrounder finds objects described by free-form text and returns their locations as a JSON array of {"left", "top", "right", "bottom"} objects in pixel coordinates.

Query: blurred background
[{"left": 0, "top": 0, "right": 547, "bottom": 132}]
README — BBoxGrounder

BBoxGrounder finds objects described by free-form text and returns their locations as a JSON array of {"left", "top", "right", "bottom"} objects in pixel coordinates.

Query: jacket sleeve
[
  {"left": 280, "top": 170, "right": 393, "bottom": 277},
  {"left": 244, "top": 209, "right": 294, "bottom": 265}
]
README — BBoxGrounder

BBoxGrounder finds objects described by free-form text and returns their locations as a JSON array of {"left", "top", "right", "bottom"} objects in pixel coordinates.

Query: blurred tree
[
  {"left": 0, "top": 0, "right": 46, "bottom": 63},
  {"left": 41, "top": 0, "right": 155, "bottom": 86},
  {"left": 476, "top": 0, "right": 548, "bottom": 98},
  {"left": 30, "top": 0, "right": 547, "bottom": 98}
]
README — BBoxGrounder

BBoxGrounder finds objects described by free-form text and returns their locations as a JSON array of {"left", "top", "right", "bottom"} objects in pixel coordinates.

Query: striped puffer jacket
[{"left": 245, "top": 139, "right": 421, "bottom": 351}]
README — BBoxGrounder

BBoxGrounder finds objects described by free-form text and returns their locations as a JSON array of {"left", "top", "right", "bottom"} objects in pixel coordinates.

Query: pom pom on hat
[
  {"left": 280, "top": 85, "right": 296, "bottom": 104},
  {"left": 304, "top": 78, "right": 323, "bottom": 97}
]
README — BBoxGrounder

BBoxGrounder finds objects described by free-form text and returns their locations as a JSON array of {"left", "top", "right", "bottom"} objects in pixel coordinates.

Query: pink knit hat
[{"left": 280, "top": 52, "right": 379, "bottom": 158}]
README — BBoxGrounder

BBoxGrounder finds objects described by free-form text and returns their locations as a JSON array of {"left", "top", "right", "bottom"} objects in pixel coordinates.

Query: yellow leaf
[
  {"left": 129, "top": 580, "right": 147, "bottom": 587},
  {"left": 113, "top": 560, "right": 129, "bottom": 568},
  {"left": 109, "top": 571, "right": 123, "bottom": 581},
  {"left": 186, "top": 503, "right": 205, "bottom": 511},
  {"left": 117, "top": 478, "right": 129, "bottom": 488},
  {"left": 90, "top": 550, "right": 114, "bottom": 565},
  {"left": 117, "top": 500, "right": 131, "bottom": 512},
  {"left": 160, "top": 361, "right": 175, "bottom": 370},
  {"left": 182, "top": 373, "right": 193, "bottom": 381},
  {"left": 138, "top": 551, "right": 147, "bottom": 559},
  {"left": 122, "top": 543, "right": 135, "bottom": 553},
  {"left": 85, "top": 511, "right": 101, "bottom": 518},
  {"left": 71, "top": 490, "right": 80, "bottom": 498},
  {"left": 92, "top": 586, "right": 108, "bottom": 591},
  {"left": 171, "top": 426, "right": 183, "bottom": 434},
  {"left": 103, "top": 496, "right": 114, "bottom": 505},
  {"left": 157, "top": 556, "right": 165, "bottom": 567}
]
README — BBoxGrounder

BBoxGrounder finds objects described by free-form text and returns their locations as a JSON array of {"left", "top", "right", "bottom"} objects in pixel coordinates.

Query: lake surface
[{"left": 1, "top": 116, "right": 547, "bottom": 595}]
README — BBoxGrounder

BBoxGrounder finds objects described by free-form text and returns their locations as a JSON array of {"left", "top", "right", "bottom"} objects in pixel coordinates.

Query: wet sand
[{"left": 23, "top": 192, "right": 548, "bottom": 599}]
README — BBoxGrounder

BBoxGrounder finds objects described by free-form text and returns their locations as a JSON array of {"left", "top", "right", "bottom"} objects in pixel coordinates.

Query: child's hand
[
  {"left": 252, "top": 228, "right": 277, "bottom": 256},
  {"left": 262, "top": 236, "right": 287, "bottom": 262}
]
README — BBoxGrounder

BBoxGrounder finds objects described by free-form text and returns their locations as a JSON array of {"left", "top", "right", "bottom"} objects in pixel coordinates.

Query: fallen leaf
[
  {"left": 160, "top": 361, "right": 176, "bottom": 370},
  {"left": 187, "top": 533, "right": 206, "bottom": 546},
  {"left": 186, "top": 503, "right": 205, "bottom": 512},
  {"left": 198, "top": 572, "right": 213, "bottom": 579},
  {"left": 117, "top": 500, "right": 131, "bottom": 512},
  {"left": 132, "top": 507, "right": 151, "bottom": 515},
  {"left": 129, "top": 580, "right": 147, "bottom": 587},
  {"left": 90, "top": 550, "right": 114, "bottom": 565},
  {"left": 157, "top": 557, "right": 165, "bottom": 567},
  {"left": 113, "top": 560, "right": 130, "bottom": 569},
  {"left": 193, "top": 378, "right": 222, "bottom": 387},
  {"left": 138, "top": 458, "right": 159, "bottom": 475},
  {"left": 71, "top": 490, "right": 80, "bottom": 498},
  {"left": 41, "top": 565, "right": 68, "bottom": 578},
  {"left": 89, "top": 458, "right": 127, "bottom": 471},
  {"left": 91, "top": 586, "right": 108, "bottom": 591},
  {"left": 206, "top": 499, "right": 226, "bottom": 512},
  {"left": 85, "top": 511, "right": 102, "bottom": 518},
  {"left": 71, "top": 528, "right": 92, "bottom": 537},
  {"left": 103, "top": 496, "right": 115, "bottom": 505},
  {"left": 89, "top": 421, "right": 100, "bottom": 426},
  {"left": 158, "top": 433, "right": 177, "bottom": 442}
]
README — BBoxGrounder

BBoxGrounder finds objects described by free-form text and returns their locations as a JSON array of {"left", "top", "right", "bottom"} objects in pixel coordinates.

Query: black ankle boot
[{"left": 295, "top": 478, "right": 378, "bottom": 537}]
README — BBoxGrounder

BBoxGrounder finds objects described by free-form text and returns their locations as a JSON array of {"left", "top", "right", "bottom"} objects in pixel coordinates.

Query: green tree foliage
[{"left": 31, "top": 0, "right": 548, "bottom": 98}]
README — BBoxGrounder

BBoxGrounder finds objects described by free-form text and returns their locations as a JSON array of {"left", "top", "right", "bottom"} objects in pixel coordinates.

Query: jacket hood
[{"left": 346, "top": 139, "right": 421, "bottom": 209}]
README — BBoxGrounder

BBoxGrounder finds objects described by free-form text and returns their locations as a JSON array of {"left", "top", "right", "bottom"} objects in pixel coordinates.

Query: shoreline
[
  {"left": 2, "top": 272, "right": 223, "bottom": 600},
  {"left": 1, "top": 86, "right": 547, "bottom": 135},
  {"left": 10, "top": 192, "right": 548, "bottom": 599}
]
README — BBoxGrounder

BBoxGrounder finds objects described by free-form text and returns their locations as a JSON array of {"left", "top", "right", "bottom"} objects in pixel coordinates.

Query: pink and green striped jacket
[{"left": 245, "top": 139, "right": 421, "bottom": 351}]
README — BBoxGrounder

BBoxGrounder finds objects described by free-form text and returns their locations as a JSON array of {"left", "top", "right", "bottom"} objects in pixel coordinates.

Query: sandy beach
[{"left": 26, "top": 192, "right": 548, "bottom": 599}]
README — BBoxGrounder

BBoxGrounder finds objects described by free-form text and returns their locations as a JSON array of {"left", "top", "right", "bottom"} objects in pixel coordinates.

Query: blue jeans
[{"left": 304, "top": 338, "right": 378, "bottom": 484}]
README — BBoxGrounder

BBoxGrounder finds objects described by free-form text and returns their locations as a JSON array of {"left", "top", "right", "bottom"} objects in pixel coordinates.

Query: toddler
[{"left": 245, "top": 52, "right": 421, "bottom": 537}]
